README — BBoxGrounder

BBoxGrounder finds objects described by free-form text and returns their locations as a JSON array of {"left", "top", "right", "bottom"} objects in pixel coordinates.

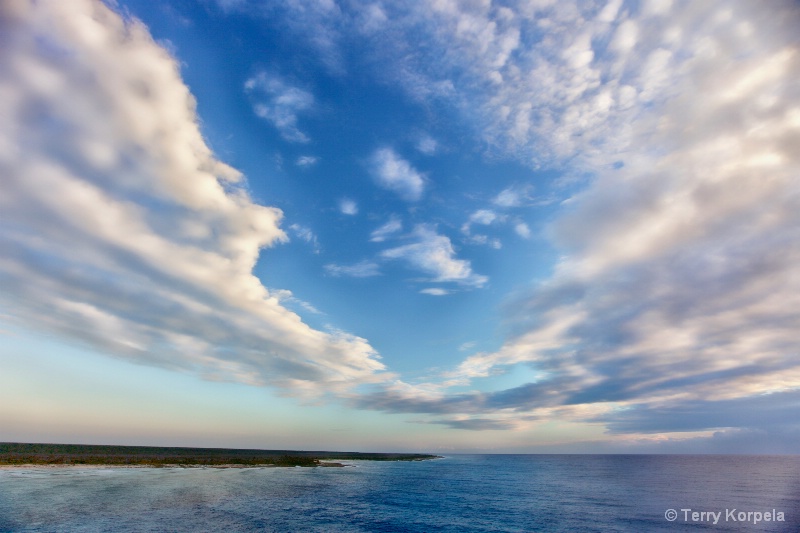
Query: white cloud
[
  {"left": 468, "top": 209, "right": 498, "bottom": 226},
  {"left": 358, "top": 3, "right": 388, "bottom": 34},
  {"left": 416, "top": 134, "right": 438, "bottom": 155},
  {"left": 349, "top": 0, "right": 710, "bottom": 171},
  {"left": 514, "top": 222, "right": 531, "bottom": 239},
  {"left": 461, "top": 209, "right": 506, "bottom": 245},
  {"left": 261, "top": 0, "right": 800, "bottom": 437},
  {"left": 610, "top": 19, "right": 639, "bottom": 54},
  {"left": 289, "top": 223, "right": 320, "bottom": 253},
  {"left": 296, "top": 155, "right": 318, "bottom": 167},
  {"left": 465, "top": 234, "right": 502, "bottom": 249},
  {"left": 642, "top": 0, "right": 673, "bottom": 18},
  {"left": 493, "top": 184, "right": 533, "bottom": 207},
  {"left": 217, "top": 0, "right": 345, "bottom": 73},
  {"left": 381, "top": 226, "right": 488, "bottom": 287},
  {"left": 324, "top": 261, "right": 381, "bottom": 278},
  {"left": 245, "top": 71, "right": 314, "bottom": 143},
  {"left": 370, "top": 216, "right": 402, "bottom": 242},
  {"left": 338, "top": 198, "right": 358, "bottom": 215},
  {"left": 214, "top": 0, "right": 248, "bottom": 12},
  {"left": 405, "top": 0, "right": 800, "bottom": 431},
  {"left": 369, "top": 148, "right": 425, "bottom": 201},
  {"left": 0, "top": 0, "right": 388, "bottom": 394},
  {"left": 494, "top": 189, "right": 521, "bottom": 208},
  {"left": 28, "top": 0, "right": 798, "bottom": 440},
  {"left": 420, "top": 288, "right": 449, "bottom": 296},
  {"left": 271, "top": 288, "right": 322, "bottom": 315}
]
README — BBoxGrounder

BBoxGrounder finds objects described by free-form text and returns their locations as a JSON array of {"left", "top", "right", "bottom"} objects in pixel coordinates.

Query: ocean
[{"left": 1, "top": 455, "right": 798, "bottom": 532}]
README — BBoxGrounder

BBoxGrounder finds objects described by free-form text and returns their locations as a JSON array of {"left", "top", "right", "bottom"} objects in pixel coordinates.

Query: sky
[{"left": 1, "top": 0, "right": 799, "bottom": 454}]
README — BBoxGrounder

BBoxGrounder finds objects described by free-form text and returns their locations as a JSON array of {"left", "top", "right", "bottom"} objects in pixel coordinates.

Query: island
[{"left": 0, "top": 443, "right": 440, "bottom": 468}]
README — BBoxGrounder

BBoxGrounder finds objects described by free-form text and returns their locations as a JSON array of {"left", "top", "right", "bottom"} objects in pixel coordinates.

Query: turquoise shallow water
[{"left": 1, "top": 455, "right": 798, "bottom": 532}]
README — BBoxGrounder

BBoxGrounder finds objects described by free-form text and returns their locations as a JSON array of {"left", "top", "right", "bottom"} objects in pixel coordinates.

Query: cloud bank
[
  {"left": 0, "top": 0, "right": 388, "bottom": 395},
  {"left": 446, "top": 0, "right": 800, "bottom": 436},
  {"left": 283, "top": 0, "right": 799, "bottom": 440}
]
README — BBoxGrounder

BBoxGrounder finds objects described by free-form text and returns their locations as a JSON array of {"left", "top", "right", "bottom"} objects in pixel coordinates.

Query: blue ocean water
[{"left": 0, "top": 455, "right": 798, "bottom": 532}]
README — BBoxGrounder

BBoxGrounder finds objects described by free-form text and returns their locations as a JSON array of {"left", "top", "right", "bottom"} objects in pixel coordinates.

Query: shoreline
[
  {"left": 1, "top": 442, "right": 440, "bottom": 468},
  {"left": 0, "top": 462, "right": 347, "bottom": 469}
]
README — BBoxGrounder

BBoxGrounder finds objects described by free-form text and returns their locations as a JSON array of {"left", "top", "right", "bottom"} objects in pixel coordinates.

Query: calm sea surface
[{"left": 1, "top": 455, "right": 798, "bottom": 532}]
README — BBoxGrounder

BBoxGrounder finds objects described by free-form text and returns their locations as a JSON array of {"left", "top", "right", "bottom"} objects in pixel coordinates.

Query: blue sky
[{"left": 1, "top": 0, "right": 799, "bottom": 453}]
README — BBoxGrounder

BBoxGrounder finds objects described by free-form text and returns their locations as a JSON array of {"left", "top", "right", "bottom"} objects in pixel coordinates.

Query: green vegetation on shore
[{"left": 0, "top": 443, "right": 440, "bottom": 467}]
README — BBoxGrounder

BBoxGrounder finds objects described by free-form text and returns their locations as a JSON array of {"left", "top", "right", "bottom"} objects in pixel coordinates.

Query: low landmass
[{"left": 0, "top": 443, "right": 440, "bottom": 468}]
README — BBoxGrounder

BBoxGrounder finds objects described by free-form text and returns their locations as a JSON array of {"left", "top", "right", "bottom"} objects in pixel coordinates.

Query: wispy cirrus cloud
[
  {"left": 461, "top": 209, "right": 503, "bottom": 236},
  {"left": 270, "top": 288, "right": 322, "bottom": 315},
  {"left": 428, "top": 418, "right": 520, "bottom": 431},
  {"left": 0, "top": 0, "right": 388, "bottom": 395},
  {"left": 369, "top": 216, "right": 402, "bottom": 242},
  {"left": 461, "top": 203, "right": 531, "bottom": 245},
  {"left": 288, "top": 223, "right": 320, "bottom": 253},
  {"left": 245, "top": 71, "right": 314, "bottom": 143},
  {"left": 324, "top": 260, "right": 381, "bottom": 278},
  {"left": 368, "top": 148, "right": 425, "bottom": 201},
  {"left": 216, "top": 0, "right": 345, "bottom": 73}
]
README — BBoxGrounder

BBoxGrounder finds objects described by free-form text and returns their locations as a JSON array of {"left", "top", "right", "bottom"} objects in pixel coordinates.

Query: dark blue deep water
[{"left": 1, "top": 455, "right": 799, "bottom": 532}]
